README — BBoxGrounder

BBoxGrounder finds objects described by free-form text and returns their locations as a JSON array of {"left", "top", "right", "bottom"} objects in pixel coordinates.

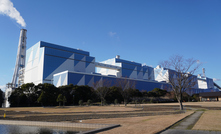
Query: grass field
[
  {"left": 1, "top": 106, "right": 141, "bottom": 113},
  {"left": 140, "top": 101, "right": 221, "bottom": 107},
  {"left": 192, "top": 110, "right": 221, "bottom": 131},
  {"left": 1, "top": 102, "right": 221, "bottom": 133},
  {"left": 2, "top": 101, "right": 220, "bottom": 113},
  {"left": 82, "top": 111, "right": 193, "bottom": 134}
]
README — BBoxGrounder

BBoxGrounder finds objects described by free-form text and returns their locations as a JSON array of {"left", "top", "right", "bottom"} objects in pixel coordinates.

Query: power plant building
[
  {"left": 24, "top": 41, "right": 168, "bottom": 91},
  {"left": 24, "top": 41, "right": 220, "bottom": 94},
  {"left": 4, "top": 30, "right": 220, "bottom": 107}
]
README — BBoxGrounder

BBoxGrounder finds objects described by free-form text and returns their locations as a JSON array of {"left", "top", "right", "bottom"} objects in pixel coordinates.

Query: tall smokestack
[
  {"left": 11, "top": 29, "right": 27, "bottom": 87},
  {"left": 4, "top": 29, "right": 27, "bottom": 107}
]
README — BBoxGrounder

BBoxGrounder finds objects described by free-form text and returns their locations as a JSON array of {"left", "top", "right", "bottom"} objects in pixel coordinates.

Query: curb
[{"left": 80, "top": 124, "right": 121, "bottom": 134}]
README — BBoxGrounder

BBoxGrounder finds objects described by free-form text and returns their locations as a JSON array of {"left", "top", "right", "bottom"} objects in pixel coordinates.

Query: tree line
[{"left": 7, "top": 82, "right": 199, "bottom": 107}]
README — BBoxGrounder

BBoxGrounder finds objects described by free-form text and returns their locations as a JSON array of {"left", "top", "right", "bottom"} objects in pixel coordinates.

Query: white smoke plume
[{"left": 0, "top": 0, "right": 26, "bottom": 27}]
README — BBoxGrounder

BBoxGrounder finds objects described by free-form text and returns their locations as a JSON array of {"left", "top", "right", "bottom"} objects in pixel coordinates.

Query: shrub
[
  {"left": 142, "top": 99, "right": 146, "bottom": 104},
  {"left": 87, "top": 99, "right": 92, "bottom": 106},
  {"left": 150, "top": 98, "right": 153, "bottom": 103},
  {"left": 79, "top": 100, "right": 83, "bottom": 106}
]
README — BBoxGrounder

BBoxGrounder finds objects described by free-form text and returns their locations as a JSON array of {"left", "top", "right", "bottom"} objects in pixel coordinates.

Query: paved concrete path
[
  {"left": 173, "top": 111, "right": 203, "bottom": 129},
  {"left": 161, "top": 111, "right": 221, "bottom": 134}
]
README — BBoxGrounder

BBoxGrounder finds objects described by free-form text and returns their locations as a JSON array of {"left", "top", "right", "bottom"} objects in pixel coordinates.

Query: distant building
[
  {"left": 154, "top": 65, "right": 220, "bottom": 95},
  {"left": 199, "top": 92, "right": 221, "bottom": 101}
]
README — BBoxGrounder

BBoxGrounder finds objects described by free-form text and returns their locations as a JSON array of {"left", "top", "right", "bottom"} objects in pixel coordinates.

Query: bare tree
[
  {"left": 93, "top": 79, "right": 111, "bottom": 106},
  {"left": 115, "top": 77, "right": 136, "bottom": 106},
  {"left": 156, "top": 55, "right": 200, "bottom": 110}
]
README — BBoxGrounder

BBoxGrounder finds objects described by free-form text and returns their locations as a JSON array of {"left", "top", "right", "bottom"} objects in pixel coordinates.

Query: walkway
[{"left": 161, "top": 111, "right": 221, "bottom": 134}]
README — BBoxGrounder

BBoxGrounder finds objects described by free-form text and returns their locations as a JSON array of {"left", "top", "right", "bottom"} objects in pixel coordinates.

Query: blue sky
[{"left": 0, "top": 0, "right": 220, "bottom": 91}]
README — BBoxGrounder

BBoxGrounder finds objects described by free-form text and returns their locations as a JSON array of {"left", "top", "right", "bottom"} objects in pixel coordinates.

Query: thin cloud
[
  {"left": 108, "top": 31, "right": 117, "bottom": 37},
  {"left": 0, "top": 85, "right": 5, "bottom": 90},
  {"left": 0, "top": 0, "right": 26, "bottom": 27},
  {"left": 196, "top": 60, "right": 207, "bottom": 64},
  {"left": 213, "top": 78, "right": 221, "bottom": 81}
]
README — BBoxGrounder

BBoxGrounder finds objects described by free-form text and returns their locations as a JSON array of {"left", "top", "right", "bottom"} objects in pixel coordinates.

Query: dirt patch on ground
[{"left": 192, "top": 110, "right": 221, "bottom": 131}]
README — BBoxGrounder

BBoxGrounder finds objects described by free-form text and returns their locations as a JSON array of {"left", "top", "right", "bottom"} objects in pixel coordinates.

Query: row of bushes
[{"left": 8, "top": 83, "right": 199, "bottom": 107}]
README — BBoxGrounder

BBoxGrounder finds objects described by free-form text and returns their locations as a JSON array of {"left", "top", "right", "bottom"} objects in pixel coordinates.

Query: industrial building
[
  {"left": 4, "top": 29, "right": 220, "bottom": 107},
  {"left": 24, "top": 41, "right": 220, "bottom": 93},
  {"left": 24, "top": 41, "right": 168, "bottom": 91},
  {"left": 154, "top": 65, "right": 220, "bottom": 95}
]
